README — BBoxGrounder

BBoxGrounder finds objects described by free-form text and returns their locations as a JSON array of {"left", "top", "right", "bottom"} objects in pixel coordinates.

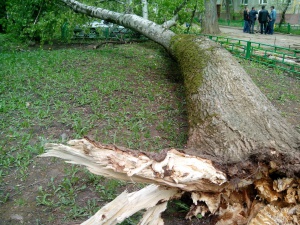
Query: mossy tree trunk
[
  {"left": 60, "top": 0, "right": 300, "bottom": 195},
  {"left": 49, "top": 0, "right": 300, "bottom": 224},
  {"left": 170, "top": 35, "right": 300, "bottom": 167}
]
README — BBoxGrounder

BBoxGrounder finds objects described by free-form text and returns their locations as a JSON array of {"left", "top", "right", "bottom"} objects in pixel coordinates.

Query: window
[
  {"left": 241, "top": 0, "right": 248, "bottom": 5},
  {"left": 259, "top": 0, "right": 267, "bottom": 4}
]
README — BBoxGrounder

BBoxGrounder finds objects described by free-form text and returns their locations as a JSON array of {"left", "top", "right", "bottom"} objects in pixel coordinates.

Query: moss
[
  {"left": 170, "top": 34, "right": 220, "bottom": 128},
  {"left": 170, "top": 34, "right": 208, "bottom": 97}
]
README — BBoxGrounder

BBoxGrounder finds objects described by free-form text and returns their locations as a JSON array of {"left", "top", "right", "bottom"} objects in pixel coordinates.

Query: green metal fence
[
  {"left": 275, "top": 23, "right": 300, "bottom": 35},
  {"left": 203, "top": 35, "right": 300, "bottom": 76}
]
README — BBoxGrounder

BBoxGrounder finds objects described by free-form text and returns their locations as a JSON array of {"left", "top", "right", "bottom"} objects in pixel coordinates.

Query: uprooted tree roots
[{"left": 41, "top": 137, "right": 300, "bottom": 225}]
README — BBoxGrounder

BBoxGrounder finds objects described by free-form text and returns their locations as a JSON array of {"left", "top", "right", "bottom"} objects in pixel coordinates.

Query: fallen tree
[{"left": 41, "top": 0, "right": 300, "bottom": 224}]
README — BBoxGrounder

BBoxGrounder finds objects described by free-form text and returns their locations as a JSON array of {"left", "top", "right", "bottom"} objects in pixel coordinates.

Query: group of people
[{"left": 243, "top": 5, "right": 277, "bottom": 35}]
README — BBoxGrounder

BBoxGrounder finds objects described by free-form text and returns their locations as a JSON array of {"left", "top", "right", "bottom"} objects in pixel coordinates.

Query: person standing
[
  {"left": 268, "top": 6, "right": 277, "bottom": 34},
  {"left": 243, "top": 6, "right": 250, "bottom": 33},
  {"left": 256, "top": 10, "right": 260, "bottom": 33},
  {"left": 258, "top": 5, "right": 270, "bottom": 34},
  {"left": 249, "top": 7, "right": 258, "bottom": 34}
]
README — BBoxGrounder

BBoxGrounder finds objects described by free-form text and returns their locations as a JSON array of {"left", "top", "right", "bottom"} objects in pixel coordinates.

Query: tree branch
[
  {"left": 41, "top": 138, "right": 227, "bottom": 192},
  {"left": 162, "top": 0, "right": 191, "bottom": 29},
  {"left": 34, "top": 1, "right": 44, "bottom": 25},
  {"left": 59, "top": 0, "right": 175, "bottom": 48},
  {"left": 173, "top": 0, "right": 190, "bottom": 16},
  {"left": 96, "top": 0, "right": 125, "bottom": 4},
  {"left": 162, "top": 14, "right": 178, "bottom": 29},
  {"left": 186, "top": 0, "right": 198, "bottom": 33}
]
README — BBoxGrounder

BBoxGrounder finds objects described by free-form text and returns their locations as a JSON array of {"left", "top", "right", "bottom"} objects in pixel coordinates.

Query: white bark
[
  {"left": 162, "top": 15, "right": 178, "bottom": 29},
  {"left": 141, "top": 0, "right": 148, "bottom": 20},
  {"left": 60, "top": 0, "right": 175, "bottom": 49}
]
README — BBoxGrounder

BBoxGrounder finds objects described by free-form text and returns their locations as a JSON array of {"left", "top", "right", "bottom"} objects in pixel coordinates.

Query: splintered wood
[
  {"left": 41, "top": 138, "right": 300, "bottom": 225},
  {"left": 42, "top": 138, "right": 227, "bottom": 192},
  {"left": 81, "top": 184, "right": 181, "bottom": 225}
]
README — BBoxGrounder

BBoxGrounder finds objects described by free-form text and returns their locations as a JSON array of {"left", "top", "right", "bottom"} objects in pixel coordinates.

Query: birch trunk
[
  {"left": 59, "top": 0, "right": 300, "bottom": 181},
  {"left": 43, "top": 1, "right": 300, "bottom": 224},
  {"left": 141, "top": 0, "right": 148, "bottom": 20}
]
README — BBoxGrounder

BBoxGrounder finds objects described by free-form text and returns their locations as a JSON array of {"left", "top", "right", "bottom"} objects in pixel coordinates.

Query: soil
[{"left": 1, "top": 30, "right": 299, "bottom": 225}]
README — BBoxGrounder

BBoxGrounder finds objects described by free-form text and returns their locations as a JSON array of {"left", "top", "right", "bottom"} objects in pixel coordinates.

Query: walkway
[{"left": 219, "top": 26, "right": 300, "bottom": 49}]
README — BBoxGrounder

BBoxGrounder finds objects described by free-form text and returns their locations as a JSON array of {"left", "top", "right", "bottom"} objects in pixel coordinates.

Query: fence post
[
  {"left": 246, "top": 41, "right": 251, "bottom": 59},
  {"left": 61, "top": 21, "right": 69, "bottom": 42},
  {"left": 288, "top": 23, "right": 291, "bottom": 33}
]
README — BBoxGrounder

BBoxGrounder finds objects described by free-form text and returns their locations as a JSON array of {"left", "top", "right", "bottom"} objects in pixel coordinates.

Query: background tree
[
  {"left": 279, "top": 0, "right": 292, "bottom": 27},
  {"left": 225, "top": 0, "right": 231, "bottom": 22},
  {"left": 3, "top": 0, "right": 206, "bottom": 42},
  {"left": 141, "top": 0, "right": 148, "bottom": 19},
  {"left": 201, "top": 0, "right": 220, "bottom": 34}
]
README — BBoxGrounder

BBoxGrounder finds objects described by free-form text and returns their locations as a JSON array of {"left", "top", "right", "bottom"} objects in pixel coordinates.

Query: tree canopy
[{"left": 1, "top": 0, "right": 205, "bottom": 42}]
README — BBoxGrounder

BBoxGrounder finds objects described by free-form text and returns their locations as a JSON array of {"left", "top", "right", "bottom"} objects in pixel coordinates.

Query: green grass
[
  {"left": 275, "top": 25, "right": 300, "bottom": 35},
  {"left": 0, "top": 39, "right": 187, "bottom": 223},
  {"left": 218, "top": 19, "right": 244, "bottom": 28},
  {"left": 0, "top": 36, "right": 299, "bottom": 224}
]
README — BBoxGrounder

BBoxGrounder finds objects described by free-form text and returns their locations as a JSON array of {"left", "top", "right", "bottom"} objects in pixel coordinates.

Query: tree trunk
[
  {"left": 60, "top": 0, "right": 300, "bottom": 198},
  {"left": 201, "top": 0, "right": 221, "bottom": 34},
  {"left": 225, "top": 0, "right": 230, "bottom": 21},
  {"left": 60, "top": 0, "right": 175, "bottom": 49},
  {"left": 47, "top": 0, "right": 300, "bottom": 224},
  {"left": 279, "top": 0, "right": 291, "bottom": 27},
  {"left": 170, "top": 35, "right": 300, "bottom": 166},
  {"left": 141, "top": 0, "right": 148, "bottom": 20}
]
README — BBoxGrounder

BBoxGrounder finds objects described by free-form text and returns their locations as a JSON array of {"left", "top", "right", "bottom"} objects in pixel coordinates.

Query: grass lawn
[{"left": 0, "top": 35, "right": 299, "bottom": 224}]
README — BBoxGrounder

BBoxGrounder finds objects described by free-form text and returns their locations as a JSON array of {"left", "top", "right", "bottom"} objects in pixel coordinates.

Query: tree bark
[
  {"left": 225, "top": 0, "right": 230, "bottom": 21},
  {"left": 201, "top": 0, "right": 221, "bottom": 34},
  {"left": 279, "top": 0, "right": 291, "bottom": 27},
  {"left": 141, "top": 0, "right": 148, "bottom": 20},
  {"left": 60, "top": 0, "right": 175, "bottom": 49},
  {"left": 59, "top": 0, "right": 299, "bottom": 184},
  {"left": 170, "top": 35, "right": 300, "bottom": 166},
  {"left": 45, "top": 0, "right": 300, "bottom": 224}
]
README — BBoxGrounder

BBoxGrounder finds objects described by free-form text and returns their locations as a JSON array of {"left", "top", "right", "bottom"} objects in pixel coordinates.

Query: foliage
[
  {"left": 3, "top": 0, "right": 204, "bottom": 43},
  {"left": 0, "top": 0, "right": 6, "bottom": 32},
  {"left": 0, "top": 33, "right": 26, "bottom": 51},
  {"left": 4, "top": 0, "right": 92, "bottom": 43}
]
